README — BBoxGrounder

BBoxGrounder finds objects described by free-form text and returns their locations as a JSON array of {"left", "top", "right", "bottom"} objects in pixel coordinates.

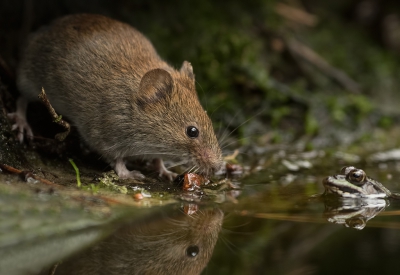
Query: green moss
[{"left": 98, "top": 171, "right": 128, "bottom": 194}]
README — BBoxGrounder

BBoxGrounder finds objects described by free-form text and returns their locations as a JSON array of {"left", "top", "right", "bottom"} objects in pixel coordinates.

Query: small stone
[{"left": 133, "top": 193, "right": 143, "bottom": 200}]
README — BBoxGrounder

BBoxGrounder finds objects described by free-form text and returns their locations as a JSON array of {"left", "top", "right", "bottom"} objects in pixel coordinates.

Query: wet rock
[{"left": 368, "top": 149, "right": 400, "bottom": 162}]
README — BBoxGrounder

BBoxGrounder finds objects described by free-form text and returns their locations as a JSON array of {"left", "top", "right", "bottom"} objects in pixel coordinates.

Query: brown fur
[
  {"left": 51, "top": 208, "right": 223, "bottom": 275},
  {"left": 17, "top": 14, "right": 223, "bottom": 176}
]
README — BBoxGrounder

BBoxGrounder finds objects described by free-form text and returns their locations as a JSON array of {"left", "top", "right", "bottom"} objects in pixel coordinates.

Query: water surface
[{"left": 2, "top": 151, "right": 400, "bottom": 274}]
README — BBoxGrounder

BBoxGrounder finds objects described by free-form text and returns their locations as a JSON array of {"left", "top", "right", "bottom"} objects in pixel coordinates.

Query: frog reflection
[
  {"left": 52, "top": 206, "right": 223, "bottom": 275},
  {"left": 322, "top": 166, "right": 400, "bottom": 229},
  {"left": 324, "top": 198, "right": 386, "bottom": 230}
]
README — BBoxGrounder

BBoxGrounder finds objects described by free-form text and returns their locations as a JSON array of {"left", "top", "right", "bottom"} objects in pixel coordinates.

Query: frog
[{"left": 323, "top": 166, "right": 400, "bottom": 199}]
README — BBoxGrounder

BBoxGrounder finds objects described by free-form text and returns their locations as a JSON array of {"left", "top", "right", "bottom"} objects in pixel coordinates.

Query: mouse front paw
[
  {"left": 114, "top": 158, "right": 145, "bottom": 180},
  {"left": 159, "top": 169, "right": 178, "bottom": 182},
  {"left": 7, "top": 112, "right": 33, "bottom": 143},
  {"left": 153, "top": 158, "right": 178, "bottom": 181},
  {"left": 118, "top": 170, "right": 145, "bottom": 180}
]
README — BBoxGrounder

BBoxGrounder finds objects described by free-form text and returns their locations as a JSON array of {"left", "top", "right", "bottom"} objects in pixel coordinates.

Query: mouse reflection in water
[{"left": 50, "top": 207, "right": 223, "bottom": 275}]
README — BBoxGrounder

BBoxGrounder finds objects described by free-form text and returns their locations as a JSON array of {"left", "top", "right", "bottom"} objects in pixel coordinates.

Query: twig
[
  {"left": 224, "top": 149, "right": 239, "bottom": 162},
  {"left": 48, "top": 262, "right": 60, "bottom": 275},
  {"left": 0, "top": 163, "right": 62, "bottom": 187},
  {"left": 274, "top": 3, "right": 319, "bottom": 27},
  {"left": 286, "top": 38, "right": 361, "bottom": 94},
  {"left": 38, "top": 88, "right": 71, "bottom": 141}
]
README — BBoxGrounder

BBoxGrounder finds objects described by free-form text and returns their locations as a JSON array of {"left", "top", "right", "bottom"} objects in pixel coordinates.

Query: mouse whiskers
[{"left": 218, "top": 109, "right": 265, "bottom": 148}]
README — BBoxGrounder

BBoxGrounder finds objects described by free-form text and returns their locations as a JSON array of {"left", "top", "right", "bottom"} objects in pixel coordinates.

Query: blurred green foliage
[{"left": 117, "top": 0, "right": 400, "bottom": 147}]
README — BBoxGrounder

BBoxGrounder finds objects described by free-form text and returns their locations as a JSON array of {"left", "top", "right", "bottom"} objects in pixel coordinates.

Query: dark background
[{"left": 2, "top": 0, "right": 400, "bottom": 151}]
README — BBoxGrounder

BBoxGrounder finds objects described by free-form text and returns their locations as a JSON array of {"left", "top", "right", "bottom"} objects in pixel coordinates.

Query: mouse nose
[
  {"left": 201, "top": 149, "right": 211, "bottom": 161},
  {"left": 200, "top": 148, "right": 223, "bottom": 174},
  {"left": 210, "top": 161, "right": 224, "bottom": 174}
]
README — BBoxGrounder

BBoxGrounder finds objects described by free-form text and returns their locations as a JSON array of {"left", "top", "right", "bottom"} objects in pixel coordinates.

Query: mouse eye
[
  {"left": 186, "top": 126, "right": 199, "bottom": 138},
  {"left": 186, "top": 245, "right": 199, "bottom": 257}
]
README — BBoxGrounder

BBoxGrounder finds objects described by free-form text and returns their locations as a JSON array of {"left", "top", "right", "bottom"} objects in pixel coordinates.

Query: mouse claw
[
  {"left": 119, "top": 170, "right": 145, "bottom": 180},
  {"left": 160, "top": 170, "right": 178, "bottom": 182},
  {"left": 153, "top": 158, "right": 178, "bottom": 181},
  {"left": 7, "top": 112, "right": 34, "bottom": 143}
]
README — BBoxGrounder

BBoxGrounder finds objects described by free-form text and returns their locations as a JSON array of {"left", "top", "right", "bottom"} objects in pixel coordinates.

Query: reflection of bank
[
  {"left": 323, "top": 197, "right": 387, "bottom": 230},
  {"left": 51, "top": 206, "right": 223, "bottom": 275}
]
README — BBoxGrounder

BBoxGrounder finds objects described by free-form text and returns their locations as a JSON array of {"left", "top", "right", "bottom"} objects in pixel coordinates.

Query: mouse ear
[
  {"left": 180, "top": 61, "right": 195, "bottom": 80},
  {"left": 137, "top": 68, "right": 174, "bottom": 110}
]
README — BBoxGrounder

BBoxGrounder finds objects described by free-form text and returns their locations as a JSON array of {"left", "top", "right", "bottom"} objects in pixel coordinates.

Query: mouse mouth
[{"left": 191, "top": 155, "right": 223, "bottom": 177}]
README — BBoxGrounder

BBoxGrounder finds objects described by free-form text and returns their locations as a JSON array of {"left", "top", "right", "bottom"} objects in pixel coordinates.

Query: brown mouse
[
  {"left": 10, "top": 14, "right": 223, "bottom": 180},
  {"left": 47, "top": 207, "right": 223, "bottom": 275}
]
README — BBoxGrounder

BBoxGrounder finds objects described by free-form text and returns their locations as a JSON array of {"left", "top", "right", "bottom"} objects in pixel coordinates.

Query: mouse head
[{"left": 135, "top": 61, "right": 223, "bottom": 175}]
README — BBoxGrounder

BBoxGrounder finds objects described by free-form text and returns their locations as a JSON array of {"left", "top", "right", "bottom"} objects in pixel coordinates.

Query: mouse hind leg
[
  {"left": 11, "top": 65, "right": 41, "bottom": 143},
  {"left": 7, "top": 97, "right": 33, "bottom": 143}
]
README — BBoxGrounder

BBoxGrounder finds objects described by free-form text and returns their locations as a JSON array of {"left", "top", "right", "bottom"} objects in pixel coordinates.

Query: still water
[{"left": 1, "top": 151, "right": 400, "bottom": 275}]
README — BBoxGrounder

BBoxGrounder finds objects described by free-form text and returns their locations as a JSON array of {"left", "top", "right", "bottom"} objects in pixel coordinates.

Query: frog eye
[
  {"left": 346, "top": 169, "right": 366, "bottom": 185},
  {"left": 340, "top": 166, "right": 356, "bottom": 175}
]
